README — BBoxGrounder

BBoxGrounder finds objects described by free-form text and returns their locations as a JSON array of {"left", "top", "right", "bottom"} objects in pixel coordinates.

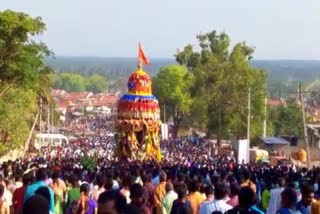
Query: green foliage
[
  {"left": 0, "top": 10, "right": 52, "bottom": 154},
  {"left": 0, "top": 88, "right": 37, "bottom": 152},
  {"left": 0, "top": 10, "right": 51, "bottom": 95},
  {"left": 176, "top": 31, "right": 267, "bottom": 140},
  {"left": 80, "top": 155, "right": 97, "bottom": 171},
  {"left": 86, "top": 74, "right": 108, "bottom": 93},
  {"left": 45, "top": 57, "right": 320, "bottom": 97},
  {"left": 46, "top": 57, "right": 175, "bottom": 80},
  {"left": 153, "top": 65, "right": 193, "bottom": 137},
  {"left": 53, "top": 73, "right": 86, "bottom": 92},
  {"left": 53, "top": 72, "right": 108, "bottom": 93},
  {"left": 267, "top": 104, "right": 303, "bottom": 137}
]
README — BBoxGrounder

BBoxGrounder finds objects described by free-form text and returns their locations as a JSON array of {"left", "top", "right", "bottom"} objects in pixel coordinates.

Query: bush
[{"left": 80, "top": 155, "right": 97, "bottom": 171}]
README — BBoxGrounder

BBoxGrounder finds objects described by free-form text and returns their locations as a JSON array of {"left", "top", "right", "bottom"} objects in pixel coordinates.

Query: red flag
[{"left": 138, "top": 42, "right": 150, "bottom": 65}]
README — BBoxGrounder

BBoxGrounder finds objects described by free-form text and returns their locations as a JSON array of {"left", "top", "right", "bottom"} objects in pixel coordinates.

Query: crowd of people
[
  {"left": 62, "top": 115, "right": 115, "bottom": 137},
  {"left": 0, "top": 115, "right": 320, "bottom": 214},
  {"left": 1, "top": 155, "right": 320, "bottom": 214}
]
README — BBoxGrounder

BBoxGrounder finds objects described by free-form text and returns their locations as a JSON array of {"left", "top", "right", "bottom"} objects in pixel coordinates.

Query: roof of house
[
  {"left": 91, "top": 94, "right": 118, "bottom": 107},
  {"left": 59, "top": 91, "right": 93, "bottom": 103},
  {"left": 53, "top": 90, "right": 119, "bottom": 110},
  {"left": 57, "top": 101, "right": 70, "bottom": 109},
  {"left": 267, "top": 99, "right": 282, "bottom": 107}
]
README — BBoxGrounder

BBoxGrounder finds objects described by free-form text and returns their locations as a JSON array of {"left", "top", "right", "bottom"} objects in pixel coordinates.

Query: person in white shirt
[
  {"left": 267, "top": 177, "right": 286, "bottom": 214},
  {"left": 199, "top": 182, "right": 232, "bottom": 214}
]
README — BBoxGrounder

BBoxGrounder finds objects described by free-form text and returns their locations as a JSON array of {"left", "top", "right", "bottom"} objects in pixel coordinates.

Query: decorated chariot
[{"left": 115, "top": 44, "right": 161, "bottom": 161}]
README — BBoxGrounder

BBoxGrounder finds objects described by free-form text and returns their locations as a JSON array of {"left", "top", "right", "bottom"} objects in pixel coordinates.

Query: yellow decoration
[
  {"left": 146, "top": 134, "right": 152, "bottom": 154},
  {"left": 128, "top": 92, "right": 151, "bottom": 96},
  {"left": 157, "top": 149, "right": 162, "bottom": 161}
]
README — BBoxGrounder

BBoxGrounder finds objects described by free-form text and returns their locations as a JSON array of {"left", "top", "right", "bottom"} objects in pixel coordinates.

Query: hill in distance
[
  {"left": 46, "top": 56, "right": 175, "bottom": 79},
  {"left": 46, "top": 57, "right": 320, "bottom": 97}
]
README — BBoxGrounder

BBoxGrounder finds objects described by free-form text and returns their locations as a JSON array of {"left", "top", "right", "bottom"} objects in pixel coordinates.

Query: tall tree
[
  {"left": 153, "top": 65, "right": 193, "bottom": 138},
  {"left": 0, "top": 10, "right": 51, "bottom": 97},
  {"left": 176, "top": 31, "right": 267, "bottom": 141},
  {"left": 0, "top": 10, "right": 52, "bottom": 153}
]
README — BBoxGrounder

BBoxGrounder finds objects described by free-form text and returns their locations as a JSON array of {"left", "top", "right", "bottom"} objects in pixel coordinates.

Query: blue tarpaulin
[{"left": 260, "top": 137, "right": 289, "bottom": 145}]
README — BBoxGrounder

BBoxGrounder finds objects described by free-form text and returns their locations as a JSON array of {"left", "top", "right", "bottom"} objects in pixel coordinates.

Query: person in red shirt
[{"left": 12, "top": 173, "right": 33, "bottom": 214}]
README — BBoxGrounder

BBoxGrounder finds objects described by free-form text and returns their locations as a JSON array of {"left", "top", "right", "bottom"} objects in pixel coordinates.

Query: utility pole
[
  {"left": 39, "top": 98, "right": 43, "bottom": 133},
  {"left": 47, "top": 104, "right": 50, "bottom": 135},
  {"left": 163, "top": 104, "right": 166, "bottom": 124},
  {"left": 247, "top": 88, "right": 251, "bottom": 163},
  {"left": 263, "top": 96, "right": 267, "bottom": 137},
  {"left": 299, "top": 82, "right": 311, "bottom": 168},
  {"left": 24, "top": 112, "right": 39, "bottom": 155},
  {"left": 47, "top": 104, "right": 52, "bottom": 147},
  {"left": 51, "top": 104, "right": 54, "bottom": 134}
]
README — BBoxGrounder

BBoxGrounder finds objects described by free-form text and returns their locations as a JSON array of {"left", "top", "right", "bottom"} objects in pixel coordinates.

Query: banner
[
  {"left": 233, "top": 139, "right": 249, "bottom": 164},
  {"left": 161, "top": 123, "right": 168, "bottom": 140}
]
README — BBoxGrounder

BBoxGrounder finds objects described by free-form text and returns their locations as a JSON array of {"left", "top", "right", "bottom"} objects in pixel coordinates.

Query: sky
[{"left": 1, "top": 0, "right": 319, "bottom": 60}]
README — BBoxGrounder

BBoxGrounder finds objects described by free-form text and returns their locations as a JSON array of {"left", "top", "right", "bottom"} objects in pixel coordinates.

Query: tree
[
  {"left": 176, "top": 31, "right": 267, "bottom": 141},
  {"left": 0, "top": 10, "right": 51, "bottom": 97},
  {"left": 53, "top": 73, "right": 86, "bottom": 92},
  {"left": 153, "top": 65, "right": 193, "bottom": 138},
  {"left": 0, "top": 10, "right": 52, "bottom": 153},
  {"left": 267, "top": 104, "right": 303, "bottom": 137},
  {"left": 86, "top": 74, "right": 108, "bottom": 93},
  {"left": 0, "top": 88, "right": 37, "bottom": 152},
  {"left": 53, "top": 72, "right": 108, "bottom": 93},
  {"left": 310, "top": 90, "right": 320, "bottom": 105}
]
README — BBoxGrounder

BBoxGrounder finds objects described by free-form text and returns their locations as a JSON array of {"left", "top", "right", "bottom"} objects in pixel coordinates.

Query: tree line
[
  {"left": 46, "top": 57, "right": 175, "bottom": 80},
  {"left": 46, "top": 57, "right": 320, "bottom": 97},
  {"left": 53, "top": 72, "right": 108, "bottom": 93}
]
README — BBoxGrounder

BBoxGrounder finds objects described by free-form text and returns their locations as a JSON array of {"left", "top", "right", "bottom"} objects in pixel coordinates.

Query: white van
[{"left": 34, "top": 133, "right": 69, "bottom": 150}]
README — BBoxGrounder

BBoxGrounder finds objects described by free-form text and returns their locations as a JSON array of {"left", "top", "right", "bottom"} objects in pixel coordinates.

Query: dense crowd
[
  {"left": 1, "top": 154, "right": 320, "bottom": 214},
  {"left": 0, "top": 115, "right": 320, "bottom": 214},
  {"left": 65, "top": 115, "right": 114, "bottom": 132}
]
